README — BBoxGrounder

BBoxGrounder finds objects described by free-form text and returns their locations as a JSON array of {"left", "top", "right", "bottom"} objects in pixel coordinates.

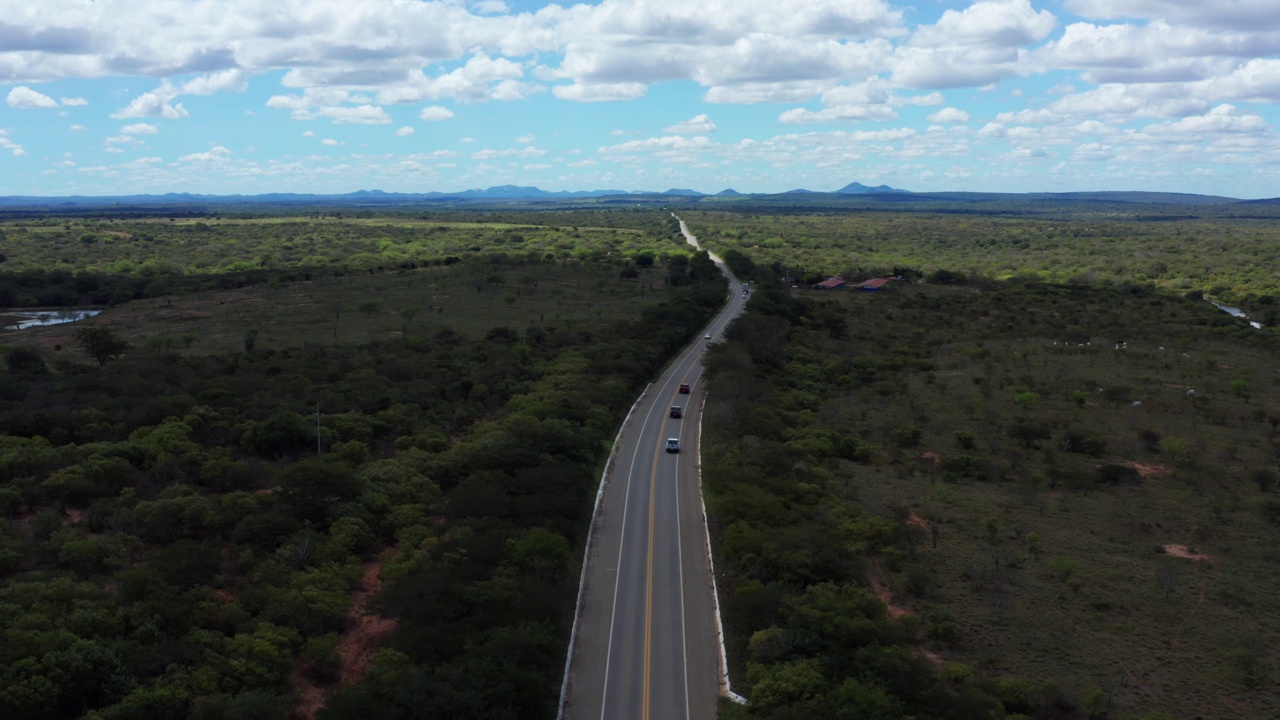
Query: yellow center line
[
  {"left": 645, "top": 359, "right": 703, "bottom": 720},
  {"left": 643, "top": 438, "right": 658, "bottom": 720}
]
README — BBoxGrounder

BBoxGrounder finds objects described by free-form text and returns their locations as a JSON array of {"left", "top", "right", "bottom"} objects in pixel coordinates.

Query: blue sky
[{"left": 2, "top": 0, "right": 1278, "bottom": 197}]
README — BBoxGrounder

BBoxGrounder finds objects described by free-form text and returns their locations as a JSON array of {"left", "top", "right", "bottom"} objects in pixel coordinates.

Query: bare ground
[{"left": 292, "top": 548, "right": 399, "bottom": 720}]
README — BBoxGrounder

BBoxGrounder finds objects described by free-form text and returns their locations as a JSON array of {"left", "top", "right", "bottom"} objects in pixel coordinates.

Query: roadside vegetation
[{"left": 704, "top": 259, "right": 1279, "bottom": 719}]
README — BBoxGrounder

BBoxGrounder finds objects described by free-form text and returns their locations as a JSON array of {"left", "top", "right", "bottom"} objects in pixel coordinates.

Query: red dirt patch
[
  {"left": 336, "top": 553, "right": 399, "bottom": 683},
  {"left": 907, "top": 512, "right": 930, "bottom": 532},
  {"left": 292, "top": 548, "right": 399, "bottom": 720},
  {"left": 1125, "top": 461, "right": 1172, "bottom": 478},
  {"left": 921, "top": 451, "right": 941, "bottom": 465},
  {"left": 867, "top": 559, "right": 912, "bottom": 619},
  {"left": 1160, "top": 544, "right": 1214, "bottom": 562}
]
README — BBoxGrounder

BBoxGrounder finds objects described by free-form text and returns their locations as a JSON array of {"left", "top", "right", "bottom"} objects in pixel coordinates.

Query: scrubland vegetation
[
  {"left": 687, "top": 208, "right": 1280, "bottom": 317},
  {"left": 705, "top": 256, "right": 1279, "bottom": 719},
  {"left": 3, "top": 202, "right": 1278, "bottom": 720}
]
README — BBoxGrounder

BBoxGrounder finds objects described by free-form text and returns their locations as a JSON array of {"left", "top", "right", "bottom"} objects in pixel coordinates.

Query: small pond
[
  {"left": 3, "top": 309, "right": 102, "bottom": 331},
  {"left": 1210, "top": 302, "right": 1263, "bottom": 330}
]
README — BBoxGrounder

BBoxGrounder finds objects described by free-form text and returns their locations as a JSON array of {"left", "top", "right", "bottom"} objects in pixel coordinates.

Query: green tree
[
  {"left": 6, "top": 346, "right": 47, "bottom": 373},
  {"left": 74, "top": 326, "right": 130, "bottom": 365}
]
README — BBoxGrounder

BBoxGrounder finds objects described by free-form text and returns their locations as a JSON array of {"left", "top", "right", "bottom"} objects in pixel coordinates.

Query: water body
[
  {"left": 1210, "top": 302, "right": 1263, "bottom": 330},
  {"left": 4, "top": 309, "right": 101, "bottom": 330}
]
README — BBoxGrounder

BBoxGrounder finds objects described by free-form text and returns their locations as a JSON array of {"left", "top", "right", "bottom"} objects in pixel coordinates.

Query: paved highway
[{"left": 561, "top": 219, "right": 747, "bottom": 720}]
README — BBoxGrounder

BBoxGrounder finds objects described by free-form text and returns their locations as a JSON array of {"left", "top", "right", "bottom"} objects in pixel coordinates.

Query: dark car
[
  {"left": 670, "top": 405, "right": 683, "bottom": 418},
  {"left": 678, "top": 383, "right": 691, "bottom": 394}
]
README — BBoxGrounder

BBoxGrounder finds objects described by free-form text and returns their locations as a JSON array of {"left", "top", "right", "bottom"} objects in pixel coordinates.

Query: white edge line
[
  {"left": 696, "top": 335, "right": 749, "bottom": 705},
  {"left": 557, "top": 381, "right": 652, "bottom": 720},
  {"left": 675, "top": 444, "right": 691, "bottom": 720}
]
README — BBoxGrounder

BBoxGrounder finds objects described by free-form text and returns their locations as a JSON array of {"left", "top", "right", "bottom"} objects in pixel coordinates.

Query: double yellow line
[{"left": 640, "top": 375, "right": 694, "bottom": 720}]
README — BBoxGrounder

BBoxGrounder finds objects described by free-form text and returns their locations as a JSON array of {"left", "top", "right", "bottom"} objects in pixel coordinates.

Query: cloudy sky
[{"left": 2, "top": 0, "right": 1278, "bottom": 197}]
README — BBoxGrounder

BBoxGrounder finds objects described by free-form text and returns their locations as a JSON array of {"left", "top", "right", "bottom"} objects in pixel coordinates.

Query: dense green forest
[
  {"left": 704, "top": 262, "right": 1279, "bottom": 719},
  {"left": 0, "top": 209, "right": 726, "bottom": 719}
]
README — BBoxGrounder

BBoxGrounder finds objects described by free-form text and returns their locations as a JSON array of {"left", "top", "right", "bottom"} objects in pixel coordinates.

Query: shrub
[{"left": 891, "top": 424, "right": 922, "bottom": 448}]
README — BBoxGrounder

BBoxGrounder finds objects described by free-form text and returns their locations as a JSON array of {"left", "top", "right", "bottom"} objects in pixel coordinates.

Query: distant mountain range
[
  {"left": 0, "top": 182, "right": 904, "bottom": 207},
  {"left": 0, "top": 182, "right": 1268, "bottom": 209}
]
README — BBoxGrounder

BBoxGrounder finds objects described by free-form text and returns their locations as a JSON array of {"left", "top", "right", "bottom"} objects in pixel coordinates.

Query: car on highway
[
  {"left": 678, "top": 383, "right": 690, "bottom": 394},
  {"left": 704, "top": 332, "right": 711, "bottom": 339},
  {"left": 670, "top": 405, "right": 682, "bottom": 418},
  {"left": 665, "top": 438, "right": 680, "bottom": 453}
]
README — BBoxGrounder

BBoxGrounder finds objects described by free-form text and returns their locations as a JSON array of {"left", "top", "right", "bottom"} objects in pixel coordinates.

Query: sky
[{"left": 2, "top": 0, "right": 1279, "bottom": 198}]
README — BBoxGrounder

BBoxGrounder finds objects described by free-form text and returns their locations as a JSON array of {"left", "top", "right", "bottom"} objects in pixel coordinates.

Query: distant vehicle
[
  {"left": 678, "top": 383, "right": 691, "bottom": 394},
  {"left": 670, "top": 405, "right": 683, "bottom": 418},
  {"left": 665, "top": 438, "right": 680, "bottom": 453},
  {"left": 704, "top": 332, "right": 712, "bottom": 339}
]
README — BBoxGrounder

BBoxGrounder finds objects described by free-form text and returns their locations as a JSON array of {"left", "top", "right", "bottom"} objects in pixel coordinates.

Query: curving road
[{"left": 561, "top": 219, "right": 746, "bottom": 720}]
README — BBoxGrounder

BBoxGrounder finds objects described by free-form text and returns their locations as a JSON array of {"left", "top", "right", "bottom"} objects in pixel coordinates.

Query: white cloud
[
  {"left": 303, "top": 130, "right": 316, "bottom": 137},
  {"left": 1064, "top": 0, "right": 1277, "bottom": 30},
  {"left": 909, "top": 0, "right": 1056, "bottom": 49},
  {"left": 600, "top": 135, "right": 716, "bottom": 155},
  {"left": 554, "top": 82, "right": 647, "bottom": 102},
  {"left": 178, "top": 146, "right": 232, "bottom": 163},
  {"left": 514, "top": 134, "right": 535, "bottom": 143},
  {"left": 996, "top": 108, "right": 1064, "bottom": 125},
  {"left": 317, "top": 105, "right": 391, "bottom": 124},
  {"left": 0, "top": 130, "right": 25, "bottom": 156},
  {"left": 1008, "top": 146, "right": 1050, "bottom": 159},
  {"left": 70, "top": 124, "right": 86, "bottom": 131},
  {"left": 927, "top": 107, "right": 970, "bottom": 124},
  {"left": 395, "top": 126, "right": 416, "bottom": 136},
  {"left": 376, "top": 54, "right": 529, "bottom": 104},
  {"left": 891, "top": 0, "right": 1056, "bottom": 90},
  {"left": 1050, "top": 84, "right": 1209, "bottom": 119},
  {"left": 321, "top": 138, "right": 343, "bottom": 146},
  {"left": 471, "top": 146, "right": 546, "bottom": 159},
  {"left": 60, "top": 97, "right": 88, "bottom": 106},
  {"left": 122, "top": 123, "right": 159, "bottom": 135},
  {"left": 267, "top": 89, "right": 391, "bottom": 123},
  {"left": 781, "top": 105, "right": 898, "bottom": 124},
  {"left": 1073, "top": 142, "right": 1115, "bottom": 161},
  {"left": 180, "top": 69, "right": 250, "bottom": 95},
  {"left": 1142, "top": 104, "right": 1268, "bottom": 135},
  {"left": 122, "top": 156, "right": 163, "bottom": 169},
  {"left": 664, "top": 114, "right": 717, "bottom": 134},
  {"left": 7, "top": 86, "right": 60, "bottom": 109},
  {"left": 419, "top": 106, "right": 455, "bottom": 121},
  {"left": 113, "top": 82, "right": 189, "bottom": 119}
]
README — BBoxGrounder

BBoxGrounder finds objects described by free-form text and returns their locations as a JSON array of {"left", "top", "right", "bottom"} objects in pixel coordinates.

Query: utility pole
[{"left": 316, "top": 405, "right": 322, "bottom": 455}]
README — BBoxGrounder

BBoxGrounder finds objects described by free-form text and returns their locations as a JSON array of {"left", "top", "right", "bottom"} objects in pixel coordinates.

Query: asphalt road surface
[{"left": 562, "top": 221, "right": 747, "bottom": 720}]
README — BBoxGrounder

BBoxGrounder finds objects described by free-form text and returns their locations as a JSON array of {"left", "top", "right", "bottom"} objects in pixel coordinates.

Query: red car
[{"left": 678, "top": 383, "right": 691, "bottom": 394}]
